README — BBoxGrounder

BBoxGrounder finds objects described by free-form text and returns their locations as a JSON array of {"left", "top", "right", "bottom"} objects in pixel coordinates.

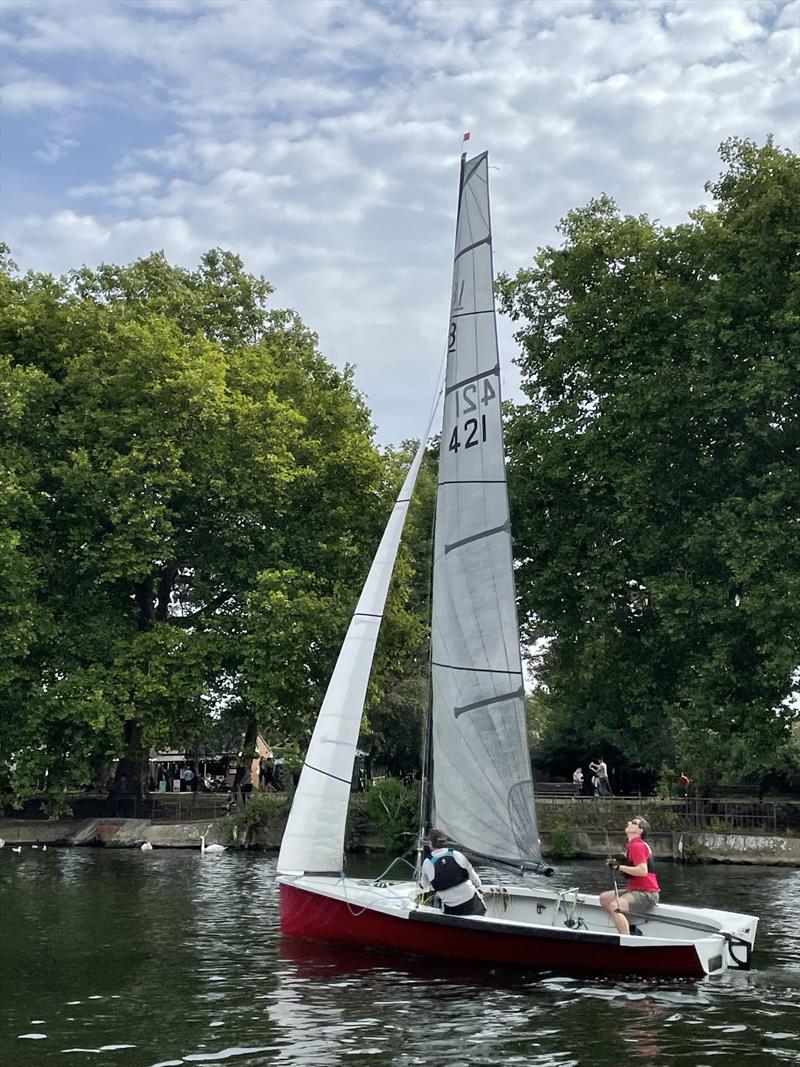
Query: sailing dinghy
[{"left": 277, "top": 150, "right": 758, "bottom": 978}]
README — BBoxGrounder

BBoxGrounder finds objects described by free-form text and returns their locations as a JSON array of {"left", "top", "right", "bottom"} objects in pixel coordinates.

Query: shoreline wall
[{"left": 1, "top": 817, "right": 799, "bottom": 866}]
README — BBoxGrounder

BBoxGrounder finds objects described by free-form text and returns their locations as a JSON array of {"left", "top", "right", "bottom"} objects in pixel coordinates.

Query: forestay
[
  {"left": 430, "top": 152, "right": 542, "bottom": 866},
  {"left": 278, "top": 435, "right": 430, "bottom": 875}
]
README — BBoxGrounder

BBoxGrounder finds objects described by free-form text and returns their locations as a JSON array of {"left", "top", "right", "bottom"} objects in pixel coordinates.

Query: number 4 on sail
[{"left": 276, "top": 148, "right": 758, "bottom": 979}]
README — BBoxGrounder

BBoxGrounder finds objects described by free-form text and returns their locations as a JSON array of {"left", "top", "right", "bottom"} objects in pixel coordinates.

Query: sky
[{"left": 2, "top": 0, "right": 798, "bottom": 446}]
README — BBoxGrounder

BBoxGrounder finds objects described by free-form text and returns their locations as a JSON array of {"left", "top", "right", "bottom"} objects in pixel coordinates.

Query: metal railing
[
  {"left": 148, "top": 795, "right": 236, "bottom": 823},
  {"left": 535, "top": 793, "right": 782, "bottom": 832}
]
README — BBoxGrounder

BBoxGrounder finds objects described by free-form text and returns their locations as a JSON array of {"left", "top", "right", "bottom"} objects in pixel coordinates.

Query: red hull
[{"left": 279, "top": 882, "right": 704, "bottom": 978}]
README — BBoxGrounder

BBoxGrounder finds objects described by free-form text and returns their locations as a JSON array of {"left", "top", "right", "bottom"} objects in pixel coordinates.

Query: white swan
[
  {"left": 0, "top": 838, "right": 5, "bottom": 848},
  {"left": 140, "top": 842, "right": 153, "bottom": 851},
  {"left": 200, "top": 833, "right": 226, "bottom": 854},
  {"left": 12, "top": 845, "right": 22, "bottom": 853}
]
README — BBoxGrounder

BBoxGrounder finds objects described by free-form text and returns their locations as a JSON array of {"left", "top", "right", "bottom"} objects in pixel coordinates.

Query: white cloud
[
  {"left": 33, "top": 135, "right": 80, "bottom": 163},
  {"left": 1, "top": 74, "right": 83, "bottom": 112},
  {"left": 1, "top": 0, "right": 798, "bottom": 445},
  {"left": 69, "top": 171, "right": 162, "bottom": 204}
]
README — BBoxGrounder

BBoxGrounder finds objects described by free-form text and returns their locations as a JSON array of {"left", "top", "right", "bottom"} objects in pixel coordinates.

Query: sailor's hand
[{"left": 606, "top": 856, "right": 620, "bottom": 869}]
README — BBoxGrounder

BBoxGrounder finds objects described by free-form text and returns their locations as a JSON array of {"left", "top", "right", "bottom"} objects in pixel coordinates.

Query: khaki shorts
[{"left": 623, "top": 890, "right": 659, "bottom": 910}]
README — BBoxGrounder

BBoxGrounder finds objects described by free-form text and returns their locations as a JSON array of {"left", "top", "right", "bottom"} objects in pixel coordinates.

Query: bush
[
  {"left": 679, "top": 838, "right": 703, "bottom": 863},
  {"left": 222, "top": 793, "right": 289, "bottom": 846},
  {"left": 549, "top": 816, "right": 577, "bottom": 859},
  {"left": 364, "top": 778, "right": 419, "bottom": 853}
]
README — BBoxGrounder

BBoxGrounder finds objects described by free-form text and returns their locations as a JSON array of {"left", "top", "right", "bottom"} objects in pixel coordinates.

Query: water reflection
[{"left": 0, "top": 850, "right": 798, "bottom": 1066}]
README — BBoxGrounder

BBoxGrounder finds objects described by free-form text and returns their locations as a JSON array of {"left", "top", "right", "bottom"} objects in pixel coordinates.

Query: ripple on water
[
  {"left": 183, "top": 1048, "right": 274, "bottom": 1062},
  {"left": 63, "top": 1045, "right": 136, "bottom": 1054},
  {"left": 1, "top": 853, "right": 799, "bottom": 1067}
]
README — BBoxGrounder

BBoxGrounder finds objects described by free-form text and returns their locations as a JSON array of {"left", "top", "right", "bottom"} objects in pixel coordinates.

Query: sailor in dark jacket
[{"left": 420, "top": 827, "right": 486, "bottom": 916}]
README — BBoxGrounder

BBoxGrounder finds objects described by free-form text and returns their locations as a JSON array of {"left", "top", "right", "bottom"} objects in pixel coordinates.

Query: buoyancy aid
[
  {"left": 626, "top": 839, "right": 660, "bottom": 892},
  {"left": 429, "top": 850, "right": 470, "bottom": 892}
]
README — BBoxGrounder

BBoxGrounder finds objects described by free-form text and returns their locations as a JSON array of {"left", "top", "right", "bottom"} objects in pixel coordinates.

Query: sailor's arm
[
  {"left": 462, "top": 857, "right": 482, "bottom": 890},
  {"left": 419, "top": 859, "right": 434, "bottom": 890},
  {"left": 619, "top": 860, "right": 648, "bottom": 877}
]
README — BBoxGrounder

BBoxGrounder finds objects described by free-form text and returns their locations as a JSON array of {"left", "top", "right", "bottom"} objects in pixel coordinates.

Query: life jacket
[
  {"left": 624, "top": 840, "right": 654, "bottom": 869},
  {"left": 429, "top": 850, "right": 469, "bottom": 892},
  {"left": 625, "top": 840, "right": 659, "bottom": 891}
]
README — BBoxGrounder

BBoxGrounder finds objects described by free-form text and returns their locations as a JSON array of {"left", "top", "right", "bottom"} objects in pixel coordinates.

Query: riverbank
[{"left": 2, "top": 815, "right": 799, "bottom": 866}]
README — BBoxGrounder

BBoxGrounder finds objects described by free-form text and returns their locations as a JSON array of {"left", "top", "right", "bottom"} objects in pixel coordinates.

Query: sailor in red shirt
[{"left": 599, "top": 816, "right": 660, "bottom": 935}]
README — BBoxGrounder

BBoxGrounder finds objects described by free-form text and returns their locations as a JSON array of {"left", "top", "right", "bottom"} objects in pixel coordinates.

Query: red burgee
[{"left": 463, "top": 131, "right": 470, "bottom": 141}]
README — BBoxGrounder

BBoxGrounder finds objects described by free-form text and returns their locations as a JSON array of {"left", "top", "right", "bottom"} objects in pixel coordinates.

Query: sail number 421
[{"left": 448, "top": 379, "right": 496, "bottom": 453}]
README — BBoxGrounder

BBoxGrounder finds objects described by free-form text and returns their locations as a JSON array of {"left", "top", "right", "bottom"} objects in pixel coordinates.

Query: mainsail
[{"left": 429, "top": 152, "right": 542, "bottom": 866}]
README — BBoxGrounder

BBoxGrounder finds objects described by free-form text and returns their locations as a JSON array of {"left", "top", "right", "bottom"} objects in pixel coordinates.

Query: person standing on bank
[
  {"left": 420, "top": 828, "right": 486, "bottom": 916},
  {"left": 599, "top": 816, "right": 660, "bottom": 935},
  {"left": 589, "top": 757, "right": 611, "bottom": 796}
]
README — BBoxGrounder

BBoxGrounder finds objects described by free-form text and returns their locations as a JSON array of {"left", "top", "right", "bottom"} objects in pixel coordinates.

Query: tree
[
  {"left": 0, "top": 249, "right": 413, "bottom": 809},
  {"left": 497, "top": 138, "right": 800, "bottom": 782}
]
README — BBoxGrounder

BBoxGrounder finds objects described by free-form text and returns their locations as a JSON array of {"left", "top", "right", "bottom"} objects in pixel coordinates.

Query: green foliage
[
  {"left": 549, "top": 816, "right": 577, "bottom": 858},
  {"left": 0, "top": 248, "right": 424, "bottom": 805},
  {"left": 498, "top": 138, "right": 800, "bottom": 783},
  {"left": 707, "top": 817, "right": 736, "bottom": 833},
  {"left": 364, "top": 777, "right": 419, "bottom": 853},
  {"left": 222, "top": 793, "right": 289, "bottom": 844},
  {"left": 679, "top": 838, "right": 703, "bottom": 862},
  {"left": 651, "top": 808, "right": 682, "bottom": 832}
]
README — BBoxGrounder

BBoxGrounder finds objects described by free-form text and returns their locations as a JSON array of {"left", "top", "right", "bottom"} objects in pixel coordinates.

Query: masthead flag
[{"left": 463, "top": 131, "right": 471, "bottom": 142}]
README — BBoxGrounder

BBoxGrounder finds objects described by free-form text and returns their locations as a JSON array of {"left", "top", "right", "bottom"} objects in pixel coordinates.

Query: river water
[{"left": 1, "top": 848, "right": 798, "bottom": 1066}]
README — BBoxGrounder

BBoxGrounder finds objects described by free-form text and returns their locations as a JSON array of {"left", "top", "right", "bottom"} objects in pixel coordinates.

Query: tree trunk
[
  {"left": 114, "top": 718, "right": 148, "bottom": 806},
  {"left": 116, "top": 569, "right": 175, "bottom": 807},
  {"left": 231, "top": 718, "right": 258, "bottom": 809}
]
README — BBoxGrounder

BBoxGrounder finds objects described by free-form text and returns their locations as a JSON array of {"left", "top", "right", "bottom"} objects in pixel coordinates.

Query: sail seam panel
[
  {"left": 444, "top": 520, "right": 510, "bottom": 554},
  {"left": 302, "top": 763, "right": 353, "bottom": 786},
  {"left": 451, "top": 308, "right": 494, "bottom": 319},
  {"left": 438, "top": 479, "right": 506, "bottom": 486},
  {"left": 454, "top": 685, "right": 526, "bottom": 718},
  {"left": 445, "top": 364, "right": 499, "bottom": 395},
  {"left": 431, "top": 660, "right": 523, "bottom": 676},
  {"left": 454, "top": 236, "right": 490, "bottom": 262}
]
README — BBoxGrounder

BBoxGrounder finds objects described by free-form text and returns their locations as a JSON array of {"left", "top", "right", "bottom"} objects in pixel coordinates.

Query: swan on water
[
  {"left": 12, "top": 846, "right": 22, "bottom": 853},
  {"left": 141, "top": 842, "right": 153, "bottom": 851},
  {"left": 0, "top": 838, "right": 5, "bottom": 848},
  {"left": 200, "top": 833, "right": 226, "bottom": 854}
]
